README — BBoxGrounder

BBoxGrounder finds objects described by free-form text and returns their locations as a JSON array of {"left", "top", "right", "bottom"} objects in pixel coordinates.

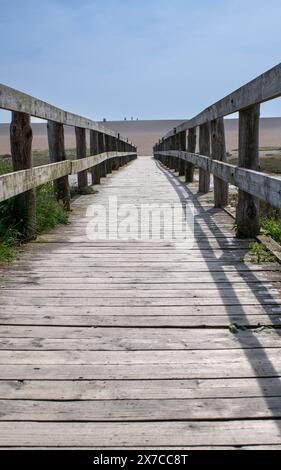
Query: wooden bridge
[{"left": 1, "top": 64, "right": 281, "bottom": 449}]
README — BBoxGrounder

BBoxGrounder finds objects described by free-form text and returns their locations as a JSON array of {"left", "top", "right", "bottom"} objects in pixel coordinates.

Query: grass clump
[
  {"left": 0, "top": 233, "right": 19, "bottom": 263},
  {"left": 249, "top": 242, "right": 276, "bottom": 264},
  {"left": 70, "top": 185, "right": 97, "bottom": 198},
  {"left": 0, "top": 153, "right": 72, "bottom": 263},
  {"left": 260, "top": 217, "right": 281, "bottom": 244},
  {"left": 36, "top": 183, "right": 69, "bottom": 232},
  {"left": 229, "top": 323, "right": 247, "bottom": 334},
  {"left": 0, "top": 197, "right": 21, "bottom": 263}
]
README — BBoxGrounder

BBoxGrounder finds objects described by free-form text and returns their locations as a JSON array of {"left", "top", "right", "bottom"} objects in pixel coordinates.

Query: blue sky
[{"left": 0, "top": 0, "right": 281, "bottom": 121}]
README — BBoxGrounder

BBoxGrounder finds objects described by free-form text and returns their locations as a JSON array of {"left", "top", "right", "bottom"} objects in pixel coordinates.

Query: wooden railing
[
  {"left": 153, "top": 63, "right": 281, "bottom": 238},
  {"left": 0, "top": 84, "right": 137, "bottom": 239}
]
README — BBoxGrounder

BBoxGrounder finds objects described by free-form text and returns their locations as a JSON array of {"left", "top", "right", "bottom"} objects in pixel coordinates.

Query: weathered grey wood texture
[
  {"left": 75, "top": 127, "right": 88, "bottom": 190},
  {"left": 10, "top": 112, "right": 36, "bottom": 239},
  {"left": 185, "top": 127, "right": 196, "bottom": 182},
  {"left": 1, "top": 156, "right": 281, "bottom": 448},
  {"left": 47, "top": 121, "right": 71, "bottom": 210},
  {"left": 0, "top": 152, "right": 135, "bottom": 203},
  {"left": 236, "top": 104, "right": 260, "bottom": 237},
  {"left": 211, "top": 117, "right": 228, "bottom": 207},
  {"left": 157, "top": 150, "right": 281, "bottom": 209},
  {"left": 199, "top": 123, "right": 210, "bottom": 193}
]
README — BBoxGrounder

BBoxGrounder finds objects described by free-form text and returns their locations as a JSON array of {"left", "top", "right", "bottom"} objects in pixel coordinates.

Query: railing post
[
  {"left": 10, "top": 112, "right": 36, "bottom": 240},
  {"left": 120, "top": 140, "right": 125, "bottom": 166},
  {"left": 112, "top": 137, "right": 118, "bottom": 170},
  {"left": 173, "top": 130, "right": 178, "bottom": 172},
  {"left": 118, "top": 138, "right": 123, "bottom": 166},
  {"left": 98, "top": 133, "right": 106, "bottom": 177},
  {"left": 105, "top": 134, "right": 112, "bottom": 174},
  {"left": 179, "top": 131, "right": 186, "bottom": 176},
  {"left": 236, "top": 104, "right": 260, "bottom": 238},
  {"left": 90, "top": 130, "right": 100, "bottom": 185},
  {"left": 75, "top": 127, "right": 88, "bottom": 191},
  {"left": 167, "top": 136, "right": 173, "bottom": 170},
  {"left": 167, "top": 138, "right": 172, "bottom": 168},
  {"left": 125, "top": 139, "right": 129, "bottom": 164},
  {"left": 116, "top": 134, "right": 121, "bottom": 170},
  {"left": 186, "top": 127, "right": 196, "bottom": 182},
  {"left": 199, "top": 123, "right": 210, "bottom": 193},
  {"left": 211, "top": 117, "right": 228, "bottom": 207},
  {"left": 47, "top": 121, "right": 70, "bottom": 211}
]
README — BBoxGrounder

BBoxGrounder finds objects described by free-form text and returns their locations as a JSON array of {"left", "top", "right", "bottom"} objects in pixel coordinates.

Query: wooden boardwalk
[{"left": 1, "top": 156, "right": 281, "bottom": 448}]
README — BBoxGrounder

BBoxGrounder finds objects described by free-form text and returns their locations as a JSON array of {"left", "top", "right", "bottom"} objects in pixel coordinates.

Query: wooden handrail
[
  {"left": 0, "top": 84, "right": 137, "bottom": 240},
  {"left": 154, "top": 63, "right": 281, "bottom": 238},
  {"left": 0, "top": 83, "right": 132, "bottom": 145},
  {"left": 162, "top": 63, "right": 281, "bottom": 139},
  {"left": 156, "top": 151, "right": 281, "bottom": 209},
  {"left": 0, "top": 152, "right": 136, "bottom": 203}
]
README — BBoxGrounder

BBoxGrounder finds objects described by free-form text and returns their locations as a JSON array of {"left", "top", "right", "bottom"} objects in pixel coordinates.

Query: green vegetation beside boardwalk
[
  {"left": 0, "top": 150, "right": 73, "bottom": 263},
  {"left": 0, "top": 148, "right": 96, "bottom": 263},
  {"left": 248, "top": 242, "right": 277, "bottom": 264},
  {"left": 260, "top": 217, "right": 281, "bottom": 245},
  {"left": 0, "top": 183, "right": 69, "bottom": 263}
]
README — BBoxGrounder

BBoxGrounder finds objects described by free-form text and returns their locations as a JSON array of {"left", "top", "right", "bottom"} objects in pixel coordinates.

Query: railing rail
[
  {"left": 162, "top": 63, "right": 281, "bottom": 139},
  {"left": 154, "top": 62, "right": 281, "bottom": 238},
  {"left": 0, "top": 83, "right": 131, "bottom": 143},
  {"left": 157, "top": 150, "right": 281, "bottom": 210},
  {"left": 0, "top": 152, "right": 135, "bottom": 204},
  {"left": 0, "top": 83, "right": 137, "bottom": 240}
]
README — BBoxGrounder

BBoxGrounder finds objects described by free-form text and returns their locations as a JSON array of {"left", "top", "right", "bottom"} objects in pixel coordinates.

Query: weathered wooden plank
[
  {"left": 1, "top": 396, "right": 280, "bottom": 421},
  {"left": 2, "top": 263, "right": 277, "bottom": 272},
  {"left": 0, "top": 327, "right": 280, "bottom": 350},
  {"left": 0, "top": 377, "right": 279, "bottom": 400},
  {"left": 0, "top": 296, "right": 279, "bottom": 307},
  {"left": 0, "top": 420, "right": 280, "bottom": 446},
  {"left": 1, "top": 287, "right": 280, "bottom": 299},
  {"left": 71, "top": 152, "right": 134, "bottom": 174},
  {"left": 0, "top": 161, "right": 71, "bottom": 203},
  {"left": 2, "top": 253, "right": 260, "bottom": 262},
  {"left": 0, "top": 314, "right": 279, "bottom": 327},
  {"left": 1, "top": 281, "right": 276, "bottom": 290},
  {"left": 0, "top": 315, "right": 279, "bottom": 328},
  {"left": 3, "top": 270, "right": 278, "bottom": 282},
  {"left": 1, "top": 359, "right": 281, "bottom": 379},
  {"left": 0, "top": 348, "right": 280, "bottom": 365},
  {"left": 0, "top": 153, "right": 135, "bottom": 203},
  {"left": 0, "top": 304, "right": 275, "bottom": 317}
]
